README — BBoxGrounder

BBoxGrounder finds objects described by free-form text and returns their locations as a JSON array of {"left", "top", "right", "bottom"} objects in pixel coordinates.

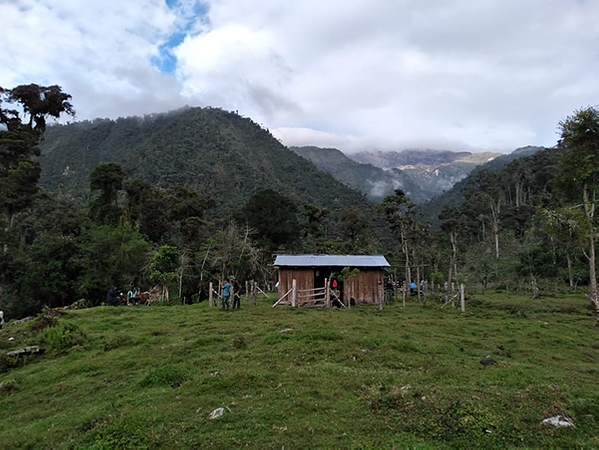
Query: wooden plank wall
[
  {"left": 343, "top": 269, "right": 383, "bottom": 305},
  {"left": 278, "top": 268, "right": 314, "bottom": 299}
]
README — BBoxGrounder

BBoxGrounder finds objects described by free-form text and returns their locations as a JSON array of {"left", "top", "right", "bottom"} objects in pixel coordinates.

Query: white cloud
[{"left": 2, "top": 0, "right": 599, "bottom": 152}]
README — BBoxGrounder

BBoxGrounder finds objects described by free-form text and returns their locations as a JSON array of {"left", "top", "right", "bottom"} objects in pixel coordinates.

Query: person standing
[
  {"left": 221, "top": 279, "right": 231, "bottom": 311},
  {"left": 231, "top": 276, "right": 241, "bottom": 310}
]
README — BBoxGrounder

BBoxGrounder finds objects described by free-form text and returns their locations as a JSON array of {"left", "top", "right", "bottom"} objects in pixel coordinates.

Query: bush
[
  {"left": 103, "top": 335, "right": 132, "bottom": 351},
  {"left": 0, "top": 379, "right": 20, "bottom": 395},
  {"left": 34, "top": 323, "right": 87, "bottom": 353},
  {"left": 139, "top": 367, "right": 187, "bottom": 388}
]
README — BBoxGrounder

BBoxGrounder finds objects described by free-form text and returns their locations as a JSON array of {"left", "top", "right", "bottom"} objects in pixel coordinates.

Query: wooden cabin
[{"left": 274, "top": 255, "right": 390, "bottom": 306}]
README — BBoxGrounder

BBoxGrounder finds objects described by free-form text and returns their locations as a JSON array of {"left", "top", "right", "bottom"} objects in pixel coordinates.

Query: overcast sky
[{"left": 2, "top": 0, "right": 598, "bottom": 153}]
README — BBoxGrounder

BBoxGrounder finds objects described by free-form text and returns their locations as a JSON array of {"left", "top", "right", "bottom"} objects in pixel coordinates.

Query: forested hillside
[
  {"left": 291, "top": 146, "right": 428, "bottom": 203},
  {"left": 417, "top": 146, "right": 546, "bottom": 225},
  {"left": 38, "top": 108, "right": 372, "bottom": 216}
]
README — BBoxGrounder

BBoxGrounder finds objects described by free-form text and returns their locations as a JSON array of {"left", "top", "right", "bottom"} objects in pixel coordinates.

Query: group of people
[
  {"left": 105, "top": 285, "right": 143, "bottom": 306},
  {"left": 221, "top": 276, "right": 242, "bottom": 311}
]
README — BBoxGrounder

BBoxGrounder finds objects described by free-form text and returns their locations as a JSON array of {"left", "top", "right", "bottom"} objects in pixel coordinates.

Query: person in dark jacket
[
  {"left": 231, "top": 275, "right": 241, "bottom": 310},
  {"left": 106, "top": 286, "right": 121, "bottom": 306}
]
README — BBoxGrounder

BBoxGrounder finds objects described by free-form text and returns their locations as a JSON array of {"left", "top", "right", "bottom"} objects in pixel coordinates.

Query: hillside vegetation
[
  {"left": 417, "top": 146, "right": 546, "bottom": 226},
  {"left": 0, "top": 293, "right": 597, "bottom": 448},
  {"left": 38, "top": 108, "right": 372, "bottom": 217}
]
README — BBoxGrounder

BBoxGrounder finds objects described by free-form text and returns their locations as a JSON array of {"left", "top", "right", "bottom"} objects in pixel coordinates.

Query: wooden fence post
[
  {"left": 252, "top": 281, "right": 257, "bottom": 307},
  {"left": 209, "top": 282, "right": 213, "bottom": 307},
  {"left": 245, "top": 281, "right": 248, "bottom": 303},
  {"left": 291, "top": 279, "right": 297, "bottom": 307},
  {"left": 325, "top": 278, "right": 330, "bottom": 308},
  {"left": 378, "top": 282, "right": 384, "bottom": 311},
  {"left": 460, "top": 284, "right": 465, "bottom": 313},
  {"left": 423, "top": 281, "right": 428, "bottom": 307}
]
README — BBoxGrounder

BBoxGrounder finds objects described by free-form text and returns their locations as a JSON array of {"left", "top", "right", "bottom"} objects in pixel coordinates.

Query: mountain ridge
[
  {"left": 37, "top": 107, "right": 374, "bottom": 217},
  {"left": 290, "top": 146, "right": 428, "bottom": 203}
]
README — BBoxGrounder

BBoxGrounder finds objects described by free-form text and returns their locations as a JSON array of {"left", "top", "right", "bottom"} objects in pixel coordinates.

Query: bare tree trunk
[
  {"left": 588, "top": 227, "right": 598, "bottom": 326},
  {"left": 583, "top": 187, "right": 598, "bottom": 326},
  {"left": 415, "top": 255, "right": 421, "bottom": 303},
  {"left": 566, "top": 251, "right": 575, "bottom": 292},
  {"left": 531, "top": 277, "right": 539, "bottom": 299},
  {"left": 490, "top": 200, "right": 501, "bottom": 259},
  {"left": 402, "top": 228, "right": 410, "bottom": 307}
]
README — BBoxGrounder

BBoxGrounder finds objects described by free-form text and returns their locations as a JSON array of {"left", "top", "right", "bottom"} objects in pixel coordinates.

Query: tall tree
[
  {"left": 0, "top": 84, "right": 74, "bottom": 229},
  {"left": 555, "top": 106, "right": 599, "bottom": 325},
  {"left": 301, "top": 204, "right": 330, "bottom": 253},
  {"left": 89, "top": 163, "right": 126, "bottom": 225},
  {"left": 378, "top": 189, "right": 415, "bottom": 304},
  {"left": 237, "top": 189, "right": 300, "bottom": 251},
  {"left": 0, "top": 84, "right": 74, "bottom": 310}
]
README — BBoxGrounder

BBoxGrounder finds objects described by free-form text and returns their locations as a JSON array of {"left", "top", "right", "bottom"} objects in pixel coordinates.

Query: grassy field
[{"left": 0, "top": 291, "right": 597, "bottom": 448}]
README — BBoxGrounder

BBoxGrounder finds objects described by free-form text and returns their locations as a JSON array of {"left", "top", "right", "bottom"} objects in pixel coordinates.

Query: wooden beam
[
  {"left": 291, "top": 279, "right": 297, "bottom": 307},
  {"left": 256, "top": 285, "right": 270, "bottom": 298},
  {"left": 272, "top": 289, "right": 293, "bottom": 308}
]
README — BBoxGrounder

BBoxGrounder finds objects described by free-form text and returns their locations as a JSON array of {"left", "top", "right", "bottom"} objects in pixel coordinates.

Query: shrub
[
  {"left": 139, "top": 367, "right": 187, "bottom": 388},
  {"left": 103, "top": 335, "right": 132, "bottom": 351},
  {"left": 34, "top": 323, "right": 87, "bottom": 353},
  {"left": 0, "top": 379, "right": 20, "bottom": 395}
]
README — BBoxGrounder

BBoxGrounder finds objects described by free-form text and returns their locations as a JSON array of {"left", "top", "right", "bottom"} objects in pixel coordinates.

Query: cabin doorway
[{"left": 313, "top": 268, "right": 332, "bottom": 289}]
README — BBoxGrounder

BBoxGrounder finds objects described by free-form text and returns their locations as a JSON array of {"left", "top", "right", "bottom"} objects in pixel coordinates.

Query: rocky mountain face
[
  {"left": 416, "top": 146, "right": 547, "bottom": 225},
  {"left": 290, "top": 146, "right": 428, "bottom": 203},
  {"left": 348, "top": 149, "right": 501, "bottom": 197}
]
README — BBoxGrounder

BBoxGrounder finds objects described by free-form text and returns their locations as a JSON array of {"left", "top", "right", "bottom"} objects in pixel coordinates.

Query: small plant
[
  {"left": 230, "top": 335, "right": 247, "bottom": 349},
  {"left": 34, "top": 323, "right": 87, "bottom": 354},
  {"left": 0, "top": 379, "right": 20, "bottom": 395},
  {"left": 139, "top": 367, "right": 187, "bottom": 388},
  {"left": 103, "top": 335, "right": 132, "bottom": 351}
]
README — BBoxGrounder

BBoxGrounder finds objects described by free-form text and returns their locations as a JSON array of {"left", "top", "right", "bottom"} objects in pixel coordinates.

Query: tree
[
  {"left": 338, "top": 207, "right": 372, "bottom": 253},
  {"left": 0, "top": 84, "right": 74, "bottom": 229},
  {"left": 378, "top": 189, "right": 415, "bottom": 305},
  {"left": 555, "top": 106, "right": 599, "bottom": 325},
  {"left": 149, "top": 245, "right": 181, "bottom": 302},
  {"left": 301, "top": 204, "right": 330, "bottom": 253},
  {"left": 237, "top": 189, "right": 300, "bottom": 250},
  {"left": 538, "top": 207, "right": 585, "bottom": 291},
  {"left": 0, "top": 84, "right": 74, "bottom": 310},
  {"left": 439, "top": 207, "right": 466, "bottom": 303},
  {"left": 78, "top": 223, "right": 152, "bottom": 303},
  {"left": 89, "top": 163, "right": 126, "bottom": 225}
]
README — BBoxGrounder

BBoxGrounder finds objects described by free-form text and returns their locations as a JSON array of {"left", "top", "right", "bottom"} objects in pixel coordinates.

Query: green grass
[{"left": 0, "top": 292, "right": 597, "bottom": 448}]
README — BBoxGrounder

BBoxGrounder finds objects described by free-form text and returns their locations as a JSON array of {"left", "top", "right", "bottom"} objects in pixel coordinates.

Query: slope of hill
[
  {"left": 38, "top": 108, "right": 372, "bottom": 215},
  {"left": 417, "top": 146, "right": 547, "bottom": 225},
  {"left": 1, "top": 293, "right": 596, "bottom": 448},
  {"left": 348, "top": 149, "right": 501, "bottom": 197},
  {"left": 291, "top": 146, "right": 428, "bottom": 203}
]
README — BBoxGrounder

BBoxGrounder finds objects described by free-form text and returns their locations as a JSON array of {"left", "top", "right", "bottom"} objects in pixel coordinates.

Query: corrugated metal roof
[{"left": 274, "top": 254, "right": 390, "bottom": 267}]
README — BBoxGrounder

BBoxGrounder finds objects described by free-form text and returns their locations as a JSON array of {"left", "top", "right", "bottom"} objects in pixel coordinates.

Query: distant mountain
[
  {"left": 348, "top": 149, "right": 501, "bottom": 197},
  {"left": 37, "top": 107, "right": 373, "bottom": 217},
  {"left": 291, "top": 146, "right": 429, "bottom": 203},
  {"left": 416, "top": 146, "right": 547, "bottom": 225}
]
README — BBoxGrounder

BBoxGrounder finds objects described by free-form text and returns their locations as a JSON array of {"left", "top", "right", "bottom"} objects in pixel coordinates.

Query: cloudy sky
[{"left": 2, "top": 0, "right": 598, "bottom": 153}]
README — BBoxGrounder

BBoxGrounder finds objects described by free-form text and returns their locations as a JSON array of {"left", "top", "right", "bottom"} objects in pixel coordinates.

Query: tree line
[{"left": 1, "top": 84, "right": 597, "bottom": 325}]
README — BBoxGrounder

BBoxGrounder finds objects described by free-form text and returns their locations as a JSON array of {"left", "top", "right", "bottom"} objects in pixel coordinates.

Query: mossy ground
[{"left": 0, "top": 291, "right": 597, "bottom": 448}]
